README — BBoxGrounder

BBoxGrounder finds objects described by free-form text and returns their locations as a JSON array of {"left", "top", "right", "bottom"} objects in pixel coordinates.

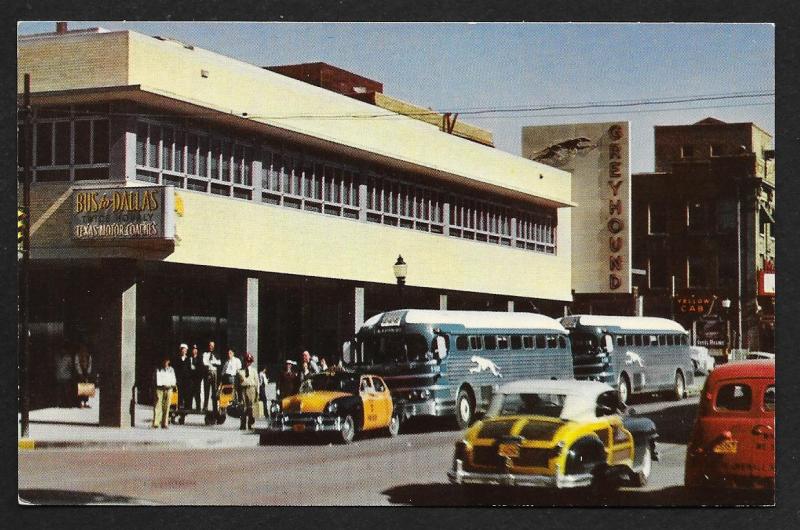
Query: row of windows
[
  {"left": 613, "top": 333, "right": 689, "bottom": 347},
  {"left": 648, "top": 199, "right": 737, "bottom": 235},
  {"left": 647, "top": 255, "right": 732, "bottom": 289},
  {"left": 454, "top": 334, "right": 569, "bottom": 351},
  {"left": 715, "top": 383, "right": 775, "bottom": 412},
  {"left": 19, "top": 106, "right": 110, "bottom": 182}
]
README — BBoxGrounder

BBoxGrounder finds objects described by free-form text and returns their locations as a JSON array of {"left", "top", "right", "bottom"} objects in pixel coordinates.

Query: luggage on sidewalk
[{"left": 77, "top": 382, "right": 96, "bottom": 398}]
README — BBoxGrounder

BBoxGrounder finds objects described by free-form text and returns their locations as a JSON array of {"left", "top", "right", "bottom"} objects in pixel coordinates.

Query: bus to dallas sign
[{"left": 71, "top": 185, "right": 176, "bottom": 241}]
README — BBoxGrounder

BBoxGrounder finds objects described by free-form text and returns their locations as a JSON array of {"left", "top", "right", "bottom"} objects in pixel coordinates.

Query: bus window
[
  {"left": 456, "top": 335, "right": 468, "bottom": 351},
  {"left": 536, "top": 335, "right": 546, "bottom": 349},
  {"left": 667, "top": 335, "right": 674, "bottom": 346},
  {"left": 625, "top": 335, "right": 634, "bottom": 347},
  {"left": 659, "top": 335, "right": 667, "bottom": 346},
  {"left": 634, "top": 335, "right": 642, "bottom": 347},
  {"left": 558, "top": 335, "right": 567, "bottom": 349},
  {"left": 681, "top": 335, "right": 689, "bottom": 345},
  {"left": 497, "top": 336, "right": 509, "bottom": 350},
  {"left": 523, "top": 336, "right": 534, "bottom": 349},
  {"left": 469, "top": 336, "right": 481, "bottom": 350},
  {"left": 546, "top": 335, "right": 558, "bottom": 348},
  {"left": 484, "top": 335, "right": 497, "bottom": 350},
  {"left": 510, "top": 335, "right": 522, "bottom": 350},
  {"left": 616, "top": 335, "right": 625, "bottom": 347},
  {"left": 649, "top": 335, "right": 658, "bottom": 346}
]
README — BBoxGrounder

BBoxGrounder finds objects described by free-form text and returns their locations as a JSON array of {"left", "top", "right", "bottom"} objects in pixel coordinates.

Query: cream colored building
[{"left": 18, "top": 26, "right": 573, "bottom": 426}]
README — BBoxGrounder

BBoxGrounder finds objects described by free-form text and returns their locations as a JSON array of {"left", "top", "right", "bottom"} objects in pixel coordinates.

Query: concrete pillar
[
  {"left": 507, "top": 300, "right": 515, "bottom": 312},
  {"left": 227, "top": 275, "right": 259, "bottom": 366},
  {"left": 354, "top": 286, "right": 365, "bottom": 333},
  {"left": 358, "top": 183, "right": 368, "bottom": 222},
  {"left": 110, "top": 101, "right": 137, "bottom": 182},
  {"left": 97, "top": 260, "right": 137, "bottom": 428},
  {"left": 439, "top": 293, "right": 448, "bottom": 311}
]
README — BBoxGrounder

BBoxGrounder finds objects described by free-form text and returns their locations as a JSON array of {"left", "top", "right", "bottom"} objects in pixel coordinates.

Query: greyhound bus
[
  {"left": 348, "top": 309, "right": 574, "bottom": 429},
  {"left": 560, "top": 315, "right": 694, "bottom": 405}
]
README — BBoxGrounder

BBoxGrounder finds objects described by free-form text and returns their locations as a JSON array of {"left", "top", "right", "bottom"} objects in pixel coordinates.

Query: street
[{"left": 17, "top": 386, "right": 772, "bottom": 506}]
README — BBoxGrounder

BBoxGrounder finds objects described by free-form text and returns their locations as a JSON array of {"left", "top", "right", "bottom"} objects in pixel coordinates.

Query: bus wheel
[
  {"left": 617, "top": 374, "right": 630, "bottom": 406},
  {"left": 672, "top": 370, "right": 685, "bottom": 401},
  {"left": 455, "top": 388, "right": 475, "bottom": 430}
]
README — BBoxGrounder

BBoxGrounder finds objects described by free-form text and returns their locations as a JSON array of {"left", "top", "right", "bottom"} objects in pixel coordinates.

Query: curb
[{"left": 19, "top": 436, "right": 261, "bottom": 450}]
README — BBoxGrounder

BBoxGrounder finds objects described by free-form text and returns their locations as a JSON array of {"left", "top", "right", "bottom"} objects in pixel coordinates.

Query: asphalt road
[{"left": 17, "top": 388, "right": 774, "bottom": 506}]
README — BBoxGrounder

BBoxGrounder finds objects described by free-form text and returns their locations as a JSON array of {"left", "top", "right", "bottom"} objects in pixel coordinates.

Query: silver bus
[
  {"left": 350, "top": 309, "right": 574, "bottom": 429},
  {"left": 560, "top": 315, "right": 695, "bottom": 404}
]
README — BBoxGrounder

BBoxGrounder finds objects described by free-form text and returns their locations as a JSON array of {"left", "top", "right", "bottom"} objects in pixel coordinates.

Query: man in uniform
[{"left": 237, "top": 352, "right": 259, "bottom": 430}]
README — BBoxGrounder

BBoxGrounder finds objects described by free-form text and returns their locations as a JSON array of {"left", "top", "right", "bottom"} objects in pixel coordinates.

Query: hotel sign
[{"left": 71, "top": 185, "right": 176, "bottom": 241}]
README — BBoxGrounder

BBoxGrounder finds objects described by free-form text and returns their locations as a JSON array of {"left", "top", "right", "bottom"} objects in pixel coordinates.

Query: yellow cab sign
[{"left": 674, "top": 294, "right": 714, "bottom": 315}]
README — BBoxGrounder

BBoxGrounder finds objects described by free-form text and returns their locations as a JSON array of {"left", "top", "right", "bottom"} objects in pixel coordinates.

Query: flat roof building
[{"left": 18, "top": 25, "right": 573, "bottom": 426}]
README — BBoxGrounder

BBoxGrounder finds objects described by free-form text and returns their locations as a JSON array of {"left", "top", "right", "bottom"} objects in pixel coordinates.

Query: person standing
[
  {"left": 188, "top": 345, "right": 203, "bottom": 410},
  {"left": 220, "top": 348, "right": 242, "bottom": 386},
  {"left": 73, "top": 343, "right": 94, "bottom": 409},
  {"left": 54, "top": 346, "right": 74, "bottom": 408},
  {"left": 301, "top": 351, "right": 319, "bottom": 374},
  {"left": 237, "top": 352, "right": 259, "bottom": 430},
  {"left": 152, "top": 357, "right": 177, "bottom": 429},
  {"left": 279, "top": 359, "right": 298, "bottom": 399},
  {"left": 258, "top": 367, "right": 269, "bottom": 410},
  {"left": 202, "top": 340, "right": 222, "bottom": 412},
  {"left": 174, "top": 343, "right": 191, "bottom": 409}
]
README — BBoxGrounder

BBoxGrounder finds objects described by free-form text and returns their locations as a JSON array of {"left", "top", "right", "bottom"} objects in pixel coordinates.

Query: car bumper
[
  {"left": 447, "top": 459, "right": 592, "bottom": 489},
  {"left": 396, "top": 397, "right": 455, "bottom": 418},
  {"left": 265, "top": 413, "right": 343, "bottom": 434}
]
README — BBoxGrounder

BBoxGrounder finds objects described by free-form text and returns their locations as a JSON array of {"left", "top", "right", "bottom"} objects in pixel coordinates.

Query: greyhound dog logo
[
  {"left": 625, "top": 351, "right": 645, "bottom": 367},
  {"left": 469, "top": 356, "right": 503, "bottom": 378}
]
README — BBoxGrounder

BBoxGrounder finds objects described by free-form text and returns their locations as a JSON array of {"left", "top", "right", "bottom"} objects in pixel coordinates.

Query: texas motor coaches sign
[{"left": 71, "top": 185, "right": 176, "bottom": 241}]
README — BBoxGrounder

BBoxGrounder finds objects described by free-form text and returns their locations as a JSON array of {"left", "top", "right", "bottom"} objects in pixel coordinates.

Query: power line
[
  {"left": 470, "top": 101, "right": 775, "bottom": 120},
  {"left": 30, "top": 89, "right": 773, "bottom": 122}
]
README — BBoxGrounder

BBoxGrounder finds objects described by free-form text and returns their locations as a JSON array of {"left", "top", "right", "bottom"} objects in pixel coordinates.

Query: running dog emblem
[
  {"left": 625, "top": 351, "right": 645, "bottom": 367},
  {"left": 469, "top": 356, "right": 503, "bottom": 377}
]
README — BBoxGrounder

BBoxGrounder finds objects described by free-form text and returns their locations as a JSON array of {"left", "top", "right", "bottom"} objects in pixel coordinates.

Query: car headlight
[
  {"left": 409, "top": 389, "right": 432, "bottom": 400},
  {"left": 325, "top": 401, "right": 338, "bottom": 414}
]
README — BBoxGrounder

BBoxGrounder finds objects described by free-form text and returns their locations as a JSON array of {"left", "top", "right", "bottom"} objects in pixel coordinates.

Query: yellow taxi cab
[
  {"left": 264, "top": 370, "right": 400, "bottom": 444},
  {"left": 448, "top": 379, "right": 658, "bottom": 492}
]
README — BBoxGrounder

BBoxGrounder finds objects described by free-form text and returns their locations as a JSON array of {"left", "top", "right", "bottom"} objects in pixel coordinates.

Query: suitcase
[
  {"left": 77, "top": 382, "right": 96, "bottom": 398},
  {"left": 253, "top": 401, "right": 265, "bottom": 419}
]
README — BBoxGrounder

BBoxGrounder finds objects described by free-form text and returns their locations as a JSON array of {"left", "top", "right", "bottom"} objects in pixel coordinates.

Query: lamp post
[
  {"left": 393, "top": 255, "right": 407, "bottom": 309},
  {"left": 722, "top": 298, "right": 732, "bottom": 359}
]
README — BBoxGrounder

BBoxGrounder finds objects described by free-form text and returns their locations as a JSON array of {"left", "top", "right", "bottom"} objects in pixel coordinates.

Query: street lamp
[
  {"left": 393, "top": 255, "right": 407, "bottom": 309},
  {"left": 721, "top": 298, "right": 732, "bottom": 359}
]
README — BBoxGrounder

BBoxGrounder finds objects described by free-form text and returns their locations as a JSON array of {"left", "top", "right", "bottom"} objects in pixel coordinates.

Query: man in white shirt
[
  {"left": 202, "top": 341, "right": 222, "bottom": 412},
  {"left": 152, "top": 357, "right": 177, "bottom": 429},
  {"left": 220, "top": 349, "right": 242, "bottom": 386}
]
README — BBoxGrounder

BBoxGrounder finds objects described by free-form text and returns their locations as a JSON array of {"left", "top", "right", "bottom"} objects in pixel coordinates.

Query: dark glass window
[
  {"left": 147, "top": 125, "right": 160, "bottom": 168},
  {"left": 510, "top": 336, "right": 522, "bottom": 350},
  {"left": 536, "top": 335, "right": 546, "bottom": 349},
  {"left": 649, "top": 255, "right": 669, "bottom": 288},
  {"left": 716, "top": 198, "right": 735, "bottom": 232},
  {"left": 715, "top": 383, "right": 752, "bottom": 411},
  {"left": 625, "top": 335, "right": 634, "bottom": 347},
  {"left": 456, "top": 336, "right": 468, "bottom": 351},
  {"left": 688, "top": 256, "right": 708, "bottom": 288},
  {"left": 484, "top": 335, "right": 497, "bottom": 350},
  {"left": 54, "top": 122, "right": 70, "bottom": 165},
  {"left": 616, "top": 335, "right": 625, "bottom": 347},
  {"left": 497, "top": 336, "right": 509, "bottom": 350},
  {"left": 546, "top": 335, "right": 558, "bottom": 348},
  {"left": 92, "top": 120, "right": 109, "bottom": 163},
  {"left": 559, "top": 336, "right": 567, "bottom": 349},
  {"left": 681, "top": 145, "right": 694, "bottom": 158},
  {"left": 764, "top": 385, "right": 775, "bottom": 412},
  {"left": 36, "top": 122, "right": 52, "bottom": 166},
  {"left": 688, "top": 201, "right": 710, "bottom": 233},
  {"left": 74, "top": 120, "right": 91, "bottom": 164},
  {"left": 522, "top": 336, "right": 534, "bottom": 349},
  {"left": 469, "top": 336, "right": 481, "bottom": 350},
  {"left": 649, "top": 202, "right": 668, "bottom": 234},
  {"left": 659, "top": 335, "right": 667, "bottom": 346},
  {"left": 634, "top": 335, "right": 643, "bottom": 347}
]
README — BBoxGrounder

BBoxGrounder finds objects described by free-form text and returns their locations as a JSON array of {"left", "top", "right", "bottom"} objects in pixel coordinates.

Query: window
[
  {"left": 649, "top": 255, "right": 669, "bottom": 289},
  {"left": 373, "top": 378, "right": 386, "bottom": 392},
  {"left": 546, "top": 335, "right": 558, "bottom": 348},
  {"left": 484, "top": 335, "right": 497, "bottom": 350},
  {"left": 649, "top": 335, "right": 658, "bottom": 346},
  {"left": 469, "top": 336, "right": 481, "bottom": 350},
  {"left": 510, "top": 336, "right": 522, "bottom": 350},
  {"left": 681, "top": 335, "right": 689, "bottom": 345},
  {"left": 688, "top": 201, "right": 710, "bottom": 233},
  {"left": 681, "top": 145, "right": 694, "bottom": 158},
  {"left": 718, "top": 254, "right": 737, "bottom": 288},
  {"left": 634, "top": 335, "right": 642, "bottom": 347},
  {"left": 522, "top": 336, "right": 534, "bottom": 349},
  {"left": 559, "top": 336, "right": 567, "bottom": 349},
  {"left": 32, "top": 106, "right": 110, "bottom": 182},
  {"left": 497, "top": 336, "right": 509, "bottom": 350},
  {"left": 625, "top": 335, "right": 634, "bottom": 347},
  {"left": 715, "top": 383, "right": 752, "bottom": 411},
  {"left": 710, "top": 144, "right": 724, "bottom": 157},
  {"left": 536, "top": 335, "right": 546, "bottom": 349},
  {"left": 648, "top": 202, "right": 668, "bottom": 234},
  {"left": 456, "top": 336, "right": 468, "bottom": 351},
  {"left": 688, "top": 256, "right": 708, "bottom": 288},
  {"left": 616, "top": 335, "right": 625, "bottom": 347},
  {"left": 659, "top": 335, "right": 667, "bottom": 346},
  {"left": 764, "top": 385, "right": 775, "bottom": 412},
  {"left": 666, "top": 335, "right": 674, "bottom": 346}
]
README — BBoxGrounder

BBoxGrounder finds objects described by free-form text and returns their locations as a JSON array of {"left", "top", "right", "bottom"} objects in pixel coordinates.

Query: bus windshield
[
  {"left": 361, "top": 333, "right": 432, "bottom": 364},
  {"left": 570, "top": 333, "right": 598, "bottom": 355}
]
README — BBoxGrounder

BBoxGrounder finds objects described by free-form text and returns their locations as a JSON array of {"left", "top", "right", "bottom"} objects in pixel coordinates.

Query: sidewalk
[{"left": 18, "top": 390, "right": 262, "bottom": 450}]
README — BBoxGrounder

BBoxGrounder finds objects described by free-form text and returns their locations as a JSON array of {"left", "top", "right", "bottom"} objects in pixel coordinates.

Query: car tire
[
  {"left": 617, "top": 373, "right": 631, "bottom": 406},
  {"left": 338, "top": 415, "right": 356, "bottom": 444},
  {"left": 672, "top": 370, "right": 685, "bottom": 401},
  {"left": 387, "top": 414, "right": 400, "bottom": 437},
  {"left": 631, "top": 445, "right": 652, "bottom": 487},
  {"left": 455, "top": 388, "right": 475, "bottom": 430}
]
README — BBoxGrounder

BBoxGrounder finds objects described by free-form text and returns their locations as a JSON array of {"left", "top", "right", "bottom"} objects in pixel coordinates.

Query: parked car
[
  {"left": 745, "top": 351, "right": 775, "bottom": 361},
  {"left": 685, "top": 360, "right": 774, "bottom": 491},
  {"left": 447, "top": 379, "right": 658, "bottom": 493},
  {"left": 690, "top": 346, "right": 715, "bottom": 375},
  {"left": 262, "top": 370, "right": 400, "bottom": 444}
]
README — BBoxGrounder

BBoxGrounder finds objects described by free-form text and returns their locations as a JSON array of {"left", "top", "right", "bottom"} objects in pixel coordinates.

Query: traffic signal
[{"left": 17, "top": 208, "right": 26, "bottom": 248}]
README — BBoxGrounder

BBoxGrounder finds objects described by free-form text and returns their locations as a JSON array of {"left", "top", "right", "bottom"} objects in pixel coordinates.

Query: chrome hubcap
[{"left": 459, "top": 398, "right": 470, "bottom": 420}]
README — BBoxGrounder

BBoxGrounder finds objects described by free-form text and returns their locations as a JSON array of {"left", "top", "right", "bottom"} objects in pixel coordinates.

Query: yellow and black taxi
[
  {"left": 448, "top": 379, "right": 658, "bottom": 491},
  {"left": 264, "top": 370, "right": 400, "bottom": 444}
]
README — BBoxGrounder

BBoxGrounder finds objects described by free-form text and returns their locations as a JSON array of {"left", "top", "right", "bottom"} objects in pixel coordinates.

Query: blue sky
[{"left": 18, "top": 22, "right": 774, "bottom": 173}]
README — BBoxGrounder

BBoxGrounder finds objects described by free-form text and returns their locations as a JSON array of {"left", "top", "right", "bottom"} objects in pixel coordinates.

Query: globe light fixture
[{"left": 393, "top": 255, "right": 407, "bottom": 286}]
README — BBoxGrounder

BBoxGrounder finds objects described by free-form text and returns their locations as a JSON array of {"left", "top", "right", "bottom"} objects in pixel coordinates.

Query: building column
[
  {"left": 227, "top": 275, "right": 259, "bottom": 366},
  {"left": 439, "top": 293, "right": 448, "bottom": 310},
  {"left": 507, "top": 300, "right": 515, "bottom": 312},
  {"left": 110, "top": 101, "right": 137, "bottom": 182},
  {"left": 97, "top": 260, "right": 138, "bottom": 428}
]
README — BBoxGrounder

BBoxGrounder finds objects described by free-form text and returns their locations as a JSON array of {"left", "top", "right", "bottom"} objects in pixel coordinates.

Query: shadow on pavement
[
  {"left": 19, "top": 489, "right": 158, "bottom": 505},
  {"left": 635, "top": 402, "right": 699, "bottom": 444},
  {"left": 381, "top": 483, "right": 774, "bottom": 507}
]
